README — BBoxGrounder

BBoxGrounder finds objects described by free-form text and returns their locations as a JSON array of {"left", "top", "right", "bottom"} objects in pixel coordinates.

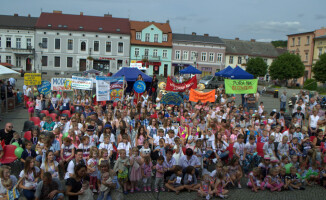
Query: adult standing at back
[
  {"left": 0, "top": 123, "right": 15, "bottom": 145},
  {"left": 280, "top": 91, "right": 287, "bottom": 110}
]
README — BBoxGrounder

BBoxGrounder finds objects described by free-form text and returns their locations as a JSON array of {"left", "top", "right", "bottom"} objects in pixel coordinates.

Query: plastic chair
[
  {"left": 30, "top": 117, "right": 41, "bottom": 126},
  {"left": 0, "top": 145, "right": 18, "bottom": 164},
  {"left": 22, "top": 121, "right": 35, "bottom": 132},
  {"left": 257, "top": 142, "right": 265, "bottom": 157},
  {"left": 40, "top": 110, "right": 50, "bottom": 116},
  {"left": 49, "top": 113, "right": 57, "bottom": 121},
  {"left": 24, "top": 131, "right": 32, "bottom": 141},
  {"left": 61, "top": 110, "right": 71, "bottom": 118}
]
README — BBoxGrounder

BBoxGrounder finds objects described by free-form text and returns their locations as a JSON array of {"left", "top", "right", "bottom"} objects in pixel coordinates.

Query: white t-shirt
[
  {"left": 233, "top": 142, "right": 245, "bottom": 155},
  {"left": 117, "top": 142, "right": 131, "bottom": 156},
  {"left": 99, "top": 142, "right": 114, "bottom": 153},
  {"left": 263, "top": 142, "right": 275, "bottom": 156},
  {"left": 309, "top": 115, "right": 319, "bottom": 128},
  {"left": 61, "top": 144, "right": 75, "bottom": 157},
  {"left": 23, "top": 85, "right": 27, "bottom": 95},
  {"left": 35, "top": 99, "right": 42, "bottom": 110},
  {"left": 277, "top": 143, "right": 289, "bottom": 156},
  {"left": 40, "top": 161, "right": 59, "bottom": 178},
  {"left": 100, "top": 133, "right": 116, "bottom": 144},
  {"left": 271, "top": 132, "right": 282, "bottom": 143},
  {"left": 140, "top": 147, "right": 151, "bottom": 156},
  {"left": 154, "top": 135, "right": 167, "bottom": 146},
  {"left": 78, "top": 143, "right": 91, "bottom": 157},
  {"left": 245, "top": 143, "right": 257, "bottom": 154},
  {"left": 19, "top": 167, "right": 40, "bottom": 188}
]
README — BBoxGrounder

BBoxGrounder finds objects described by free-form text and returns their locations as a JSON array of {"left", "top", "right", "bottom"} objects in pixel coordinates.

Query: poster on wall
[{"left": 51, "top": 78, "right": 73, "bottom": 91}]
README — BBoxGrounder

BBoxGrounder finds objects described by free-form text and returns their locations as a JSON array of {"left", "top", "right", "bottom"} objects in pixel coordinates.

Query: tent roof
[
  {"left": 215, "top": 66, "right": 232, "bottom": 76},
  {"left": 0, "top": 65, "right": 20, "bottom": 79},
  {"left": 179, "top": 65, "right": 202, "bottom": 74},
  {"left": 113, "top": 67, "right": 152, "bottom": 82},
  {"left": 224, "top": 66, "right": 254, "bottom": 79}
]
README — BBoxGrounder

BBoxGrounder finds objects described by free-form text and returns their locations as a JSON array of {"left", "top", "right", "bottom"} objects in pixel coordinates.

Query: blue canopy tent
[
  {"left": 224, "top": 66, "right": 254, "bottom": 79},
  {"left": 215, "top": 66, "right": 233, "bottom": 76},
  {"left": 179, "top": 65, "right": 202, "bottom": 74},
  {"left": 113, "top": 67, "right": 152, "bottom": 92}
]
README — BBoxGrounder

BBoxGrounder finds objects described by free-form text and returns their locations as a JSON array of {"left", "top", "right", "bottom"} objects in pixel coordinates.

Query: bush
[{"left": 303, "top": 79, "right": 317, "bottom": 91}]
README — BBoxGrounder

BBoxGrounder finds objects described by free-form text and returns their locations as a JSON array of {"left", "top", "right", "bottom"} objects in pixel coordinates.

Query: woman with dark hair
[
  {"left": 65, "top": 164, "right": 89, "bottom": 200},
  {"left": 137, "top": 74, "right": 144, "bottom": 81},
  {"left": 150, "top": 75, "right": 158, "bottom": 102},
  {"left": 19, "top": 156, "right": 40, "bottom": 200}
]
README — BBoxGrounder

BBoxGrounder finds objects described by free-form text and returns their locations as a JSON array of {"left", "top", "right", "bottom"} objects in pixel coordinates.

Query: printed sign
[
  {"left": 133, "top": 80, "right": 146, "bottom": 93},
  {"left": 51, "top": 78, "right": 72, "bottom": 91},
  {"left": 165, "top": 76, "right": 197, "bottom": 92},
  {"left": 130, "top": 62, "right": 146, "bottom": 70},
  {"left": 37, "top": 81, "right": 51, "bottom": 96},
  {"left": 24, "top": 73, "right": 41, "bottom": 85},
  {"left": 95, "top": 76, "right": 124, "bottom": 101},
  {"left": 225, "top": 79, "right": 258, "bottom": 94},
  {"left": 189, "top": 89, "right": 215, "bottom": 103},
  {"left": 71, "top": 76, "right": 93, "bottom": 90}
]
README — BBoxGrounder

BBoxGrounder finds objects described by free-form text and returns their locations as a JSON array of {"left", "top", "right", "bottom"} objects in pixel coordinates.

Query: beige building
[{"left": 313, "top": 35, "right": 326, "bottom": 63}]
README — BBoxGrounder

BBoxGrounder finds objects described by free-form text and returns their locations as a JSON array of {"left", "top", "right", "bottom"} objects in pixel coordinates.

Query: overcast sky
[{"left": 2, "top": 0, "right": 326, "bottom": 41}]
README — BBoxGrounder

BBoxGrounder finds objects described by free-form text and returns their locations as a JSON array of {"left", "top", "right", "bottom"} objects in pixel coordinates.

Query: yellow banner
[{"left": 24, "top": 73, "right": 42, "bottom": 85}]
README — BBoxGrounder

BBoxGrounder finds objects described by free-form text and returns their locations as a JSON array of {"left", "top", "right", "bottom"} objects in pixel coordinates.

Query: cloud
[
  {"left": 315, "top": 14, "right": 326, "bottom": 20},
  {"left": 243, "top": 21, "right": 306, "bottom": 35}
]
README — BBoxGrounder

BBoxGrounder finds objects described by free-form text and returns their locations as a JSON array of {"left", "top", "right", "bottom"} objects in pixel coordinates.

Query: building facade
[
  {"left": 130, "top": 21, "right": 172, "bottom": 77},
  {"left": 172, "top": 33, "right": 226, "bottom": 77},
  {"left": 34, "top": 11, "right": 130, "bottom": 75},
  {"left": 0, "top": 14, "right": 38, "bottom": 71},
  {"left": 313, "top": 35, "right": 326, "bottom": 64}
]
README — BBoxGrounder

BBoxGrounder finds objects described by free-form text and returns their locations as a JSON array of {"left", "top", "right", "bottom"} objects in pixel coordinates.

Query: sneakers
[
  {"left": 92, "top": 189, "right": 97, "bottom": 193},
  {"left": 130, "top": 189, "right": 134, "bottom": 193},
  {"left": 143, "top": 187, "right": 147, "bottom": 192},
  {"left": 161, "top": 187, "right": 165, "bottom": 192},
  {"left": 147, "top": 186, "right": 151, "bottom": 192},
  {"left": 155, "top": 188, "right": 159, "bottom": 192},
  {"left": 238, "top": 183, "right": 242, "bottom": 189}
]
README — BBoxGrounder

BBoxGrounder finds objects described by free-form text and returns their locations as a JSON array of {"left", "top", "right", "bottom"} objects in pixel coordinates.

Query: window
[
  {"left": 318, "top": 48, "right": 323, "bottom": 56},
  {"left": 217, "top": 53, "right": 222, "bottom": 63},
  {"left": 191, "top": 51, "right": 197, "bottom": 61},
  {"left": 153, "top": 49, "right": 158, "bottom": 57},
  {"left": 229, "top": 56, "right": 233, "bottom": 64},
  {"left": 55, "top": 38, "right": 60, "bottom": 50},
  {"left": 238, "top": 56, "right": 242, "bottom": 64},
  {"left": 118, "top": 42, "right": 123, "bottom": 53},
  {"left": 6, "top": 56, "right": 11, "bottom": 64},
  {"left": 305, "top": 52, "right": 308, "bottom": 61},
  {"left": 306, "top": 36, "right": 310, "bottom": 45},
  {"left": 26, "top": 38, "right": 31, "bottom": 48},
  {"left": 80, "top": 41, "right": 86, "bottom": 51},
  {"left": 209, "top": 53, "right": 214, "bottom": 62},
  {"left": 16, "top": 56, "right": 21, "bottom": 67},
  {"left": 292, "top": 38, "right": 295, "bottom": 46},
  {"left": 183, "top": 51, "right": 189, "bottom": 60},
  {"left": 117, "top": 60, "right": 123, "bottom": 68},
  {"left": 94, "top": 41, "right": 99, "bottom": 52},
  {"left": 162, "top": 50, "right": 167, "bottom": 58},
  {"left": 54, "top": 56, "right": 60, "bottom": 67},
  {"left": 263, "top": 58, "right": 267, "bottom": 63},
  {"left": 16, "top": 38, "right": 21, "bottom": 48},
  {"left": 106, "top": 42, "right": 111, "bottom": 52},
  {"left": 162, "top": 34, "right": 168, "bottom": 42},
  {"left": 41, "top": 56, "right": 47, "bottom": 66},
  {"left": 136, "top": 32, "right": 141, "bottom": 40},
  {"left": 67, "top": 57, "right": 73, "bottom": 67},
  {"left": 154, "top": 34, "right": 158, "bottom": 42},
  {"left": 175, "top": 50, "right": 181, "bottom": 60},
  {"left": 144, "top": 49, "right": 149, "bottom": 56},
  {"left": 42, "top": 38, "right": 47, "bottom": 48},
  {"left": 67, "top": 39, "right": 73, "bottom": 50},
  {"left": 201, "top": 52, "right": 207, "bottom": 61},
  {"left": 145, "top": 33, "right": 150, "bottom": 42},
  {"left": 135, "top": 48, "right": 139, "bottom": 57},
  {"left": 6, "top": 37, "right": 11, "bottom": 48},
  {"left": 297, "top": 37, "right": 301, "bottom": 46}
]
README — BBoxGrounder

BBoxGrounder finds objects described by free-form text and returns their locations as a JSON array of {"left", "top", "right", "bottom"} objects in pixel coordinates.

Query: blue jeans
[
  {"left": 280, "top": 101, "right": 286, "bottom": 110},
  {"left": 53, "top": 193, "right": 64, "bottom": 200},
  {"left": 97, "top": 192, "right": 112, "bottom": 200},
  {"left": 23, "top": 189, "right": 35, "bottom": 200}
]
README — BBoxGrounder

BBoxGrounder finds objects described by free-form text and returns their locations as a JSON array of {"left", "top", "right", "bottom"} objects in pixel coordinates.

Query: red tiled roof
[{"left": 36, "top": 12, "right": 130, "bottom": 35}]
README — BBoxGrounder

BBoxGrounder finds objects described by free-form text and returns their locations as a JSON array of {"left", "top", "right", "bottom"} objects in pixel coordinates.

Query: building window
[
  {"left": 217, "top": 53, "right": 223, "bottom": 63},
  {"left": 67, "top": 57, "right": 73, "bottom": 67},
  {"left": 67, "top": 39, "right": 73, "bottom": 50},
  {"left": 175, "top": 50, "right": 181, "bottom": 60},
  {"left": 94, "top": 41, "right": 99, "bottom": 52},
  {"left": 298, "top": 37, "right": 301, "bottom": 46},
  {"left": 26, "top": 38, "right": 31, "bottom": 48},
  {"left": 144, "top": 49, "right": 149, "bottom": 56},
  {"left": 55, "top": 38, "right": 60, "bottom": 50},
  {"left": 80, "top": 41, "right": 86, "bottom": 51},
  {"left": 145, "top": 33, "right": 150, "bottom": 42},
  {"left": 191, "top": 51, "right": 197, "bottom": 61},
  {"left": 201, "top": 52, "right": 207, "bottom": 61},
  {"left": 153, "top": 49, "right": 158, "bottom": 57},
  {"left": 16, "top": 56, "right": 21, "bottom": 67},
  {"left": 42, "top": 56, "right": 47, "bottom": 66},
  {"left": 229, "top": 56, "right": 233, "bottom": 64},
  {"left": 306, "top": 36, "right": 310, "bottom": 45},
  {"left": 183, "top": 51, "right": 189, "bottom": 60},
  {"left": 106, "top": 42, "right": 111, "bottom": 52},
  {"left": 162, "top": 34, "right": 168, "bottom": 42},
  {"left": 238, "top": 56, "right": 242, "bottom": 64},
  {"left": 135, "top": 48, "right": 139, "bottom": 57},
  {"left": 42, "top": 38, "right": 48, "bottom": 48},
  {"left": 292, "top": 38, "right": 295, "bottom": 46},
  {"left": 154, "top": 34, "right": 158, "bottom": 42},
  {"left": 305, "top": 52, "right": 308, "bottom": 61},
  {"left": 118, "top": 42, "right": 123, "bottom": 53},
  {"left": 54, "top": 56, "right": 60, "bottom": 67},
  {"left": 6, "top": 37, "right": 11, "bottom": 48},
  {"left": 136, "top": 32, "right": 141, "bottom": 40},
  {"left": 16, "top": 38, "right": 21, "bottom": 48},
  {"left": 6, "top": 56, "right": 11, "bottom": 64},
  {"left": 209, "top": 52, "right": 214, "bottom": 62},
  {"left": 162, "top": 50, "right": 167, "bottom": 58},
  {"left": 319, "top": 48, "right": 323, "bottom": 56},
  {"left": 117, "top": 60, "right": 123, "bottom": 68}
]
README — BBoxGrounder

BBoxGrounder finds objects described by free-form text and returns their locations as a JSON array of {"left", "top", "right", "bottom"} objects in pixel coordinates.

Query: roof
[
  {"left": 315, "top": 35, "right": 326, "bottom": 39},
  {"left": 0, "top": 15, "right": 38, "bottom": 30},
  {"left": 173, "top": 33, "right": 224, "bottom": 45},
  {"left": 287, "top": 31, "right": 314, "bottom": 36},
  {"left": 130, "top": 21, "right": 172, "bottom": 47},
  {"left": 36, "top": 12, "right": 130, "bottom": 35},
  {"left": 113, "top": 67, "right": 152, "bottom": 82},
  {"left": 221, "top": 39, "right": 280, "bottom": 58}
]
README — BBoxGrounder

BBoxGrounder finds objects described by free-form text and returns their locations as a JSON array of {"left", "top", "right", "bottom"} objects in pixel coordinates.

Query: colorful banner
[
  {"left": 133, "top": 80, "right": 146, "bottom": 93},
  {"left": 160, "top": 92, "right": 183, "bottom": 106},
  {"left": 71, "top": 76, "right": 93, "bottom": 90},
  {"left": 189, "top": 89, "right": 215, "bottom": 103},
  {"left": 165, "top": 76, "right": 197, "bottom": 92},
  {"left": 24, "top": 73, "right": 41, "bottom": 85},
  {"left": 38, "top": 81, "right": 51, "bottom": 96},
  {"left": 110, "top": 77, "right": 124, "bottom": 101},
  {"left": 95, "top": 76, "right": 124, "bottom": 101},
  {"left": 51, "top": 78, "right": 72, "bottom": 91},
  {"left": 225, "top": 79, "right": 258, "bottom": 94}
]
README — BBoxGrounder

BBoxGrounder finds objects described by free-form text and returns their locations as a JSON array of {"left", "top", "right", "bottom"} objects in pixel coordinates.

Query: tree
[
  {"left": 246, "top": 57, "right": 268, "bottom": 78},
  {"left": 312, "top": 53, "right": 326, "bottom": 83},
  {"left": 269, "top": 53, "right": 305, "bottom": 83},
  {"left": 271, "top": 40, "right": 288, "bottom": 48}
]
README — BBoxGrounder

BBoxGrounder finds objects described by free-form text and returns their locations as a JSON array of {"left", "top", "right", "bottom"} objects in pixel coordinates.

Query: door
[
  {"left": 26, "top": 58, "right": 31, "bottom": 72},
  {"left": 79, "top": 59, "right": 86, "bottom": 71},
  {"left": 164, "top": 64, "right": 168, "bottom": 77}
]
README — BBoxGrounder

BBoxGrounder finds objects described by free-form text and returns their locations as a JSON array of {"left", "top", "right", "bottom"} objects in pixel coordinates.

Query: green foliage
[
  {"left": 269, "top": 53, "right": 305, "bottom": 81},
  {"left": 246, "top": 57, "right": 268, "bottom": 78},
  {"left": 303, "top": 79, "right": 317, "bottom": 90},
  {"left": 312, "top": 53, "right": 326, "bottom": 83},
  {"left": 271, "top": 40, "right": 288, "bottom": 48}
]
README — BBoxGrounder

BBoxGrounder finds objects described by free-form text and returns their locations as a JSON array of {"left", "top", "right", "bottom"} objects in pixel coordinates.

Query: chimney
[
  {"left": 14, "top": 13, "right": 18, "bottom": 17},
  {"left": 166, "top": 20, "right": 170, "bottom": 24},
  {"left": 104, "top": 14, "right": 112, "bottom": 17},
  {"left": 192, "top": 32, "right": 196, "bottom": 35},
  {"left": 80, "top": 12, "right": 84, "bottom": 16},
  {"left": 204, "top": 33, "right": 209, "bottom": 37},
  {"left": 235, "top": 37, "right": 239, "bottom": 40},
  {"left": 251, "top": 39, "right": 256, "bottom": 42},
  {"left": 53, "top": 10, "right": 62, "bottom": 14},
  {"left": 28, "top": 14, "right": 31, "bottom": 17}
]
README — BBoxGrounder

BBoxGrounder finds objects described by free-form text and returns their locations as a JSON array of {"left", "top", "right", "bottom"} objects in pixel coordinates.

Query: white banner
[
  {"left": 130, "top": 63, "right": 146, "bottom": 70},
  {"left": 96, "top": 76, "right": 111, "bottom": 101},
  {"left": 71, "top": 76, "right": 93, "bottom": 90},
  {"left": 51, "top": 78, "right": 72, "bottom": 91}
]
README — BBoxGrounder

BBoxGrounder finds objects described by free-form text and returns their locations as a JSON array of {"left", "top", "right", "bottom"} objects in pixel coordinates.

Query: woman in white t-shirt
[
  {"left": 19, "top": 157, "right": 40, "bottom": 200},
  {"left": 309, "top": 109, "right": 320, "bottom": 136},
  {"left": 60, "top": 92, "right": 71, "bottom": 111},
  {"left": 40, "top": 150, "right": 59, "bottom": 179}
]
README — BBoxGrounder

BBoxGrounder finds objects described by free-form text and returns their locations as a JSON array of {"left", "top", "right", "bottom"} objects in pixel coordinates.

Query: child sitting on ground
[{"left": 165, "top": 165, "right": 185, "bottom": 195}]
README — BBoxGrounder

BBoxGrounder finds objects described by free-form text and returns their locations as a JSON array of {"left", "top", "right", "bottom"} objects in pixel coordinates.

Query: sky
[{"left": 1, "top": 0, "right": 326, "bottom": 42}]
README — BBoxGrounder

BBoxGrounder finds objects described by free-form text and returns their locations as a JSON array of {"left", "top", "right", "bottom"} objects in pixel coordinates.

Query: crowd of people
[{"left": 0, "top": 75, "right": 325, "bottom": 200}]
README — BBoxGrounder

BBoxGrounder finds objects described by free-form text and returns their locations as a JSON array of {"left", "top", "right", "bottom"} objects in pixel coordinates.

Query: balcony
[
  {"left": 10, "top": 46, "right": 34, "bottom": 55},
  {"left": 142, "top": 55, "right": 161, "bottom": 61}
]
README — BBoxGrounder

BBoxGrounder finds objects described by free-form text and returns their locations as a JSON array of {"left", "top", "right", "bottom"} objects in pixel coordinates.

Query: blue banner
[
  {"left": 160, "top": 92, "right": 183, "bottom": 106},
  {"left": 38, "top": 81, "right": 51, "bottom": 96},
  {"left": 133, "top": 80, "right": 146, "bottom": 93}
]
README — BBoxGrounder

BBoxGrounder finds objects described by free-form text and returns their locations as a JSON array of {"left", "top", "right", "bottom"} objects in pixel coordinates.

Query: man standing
[
  {"left": 292, "top": 106, "right": 305, "bottom": 128},
  {"left": 247, "top": 94, "right": 256, "bottom": 111},
  {"left": 280, "top": 91, "right": 287, "bottom": 110},
  {"left": 0, "top": 123, "right": 15, "bottom": 145}
]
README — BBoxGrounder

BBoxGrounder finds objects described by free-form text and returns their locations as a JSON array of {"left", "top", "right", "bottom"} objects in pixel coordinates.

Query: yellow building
[{"left": 313, "top": 35, "right": 326, "bottom": 64}]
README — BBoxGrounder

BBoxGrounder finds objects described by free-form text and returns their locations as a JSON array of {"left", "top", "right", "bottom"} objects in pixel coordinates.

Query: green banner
[{"left": 225, "top": 79, "right": 258, "bottom": 94}]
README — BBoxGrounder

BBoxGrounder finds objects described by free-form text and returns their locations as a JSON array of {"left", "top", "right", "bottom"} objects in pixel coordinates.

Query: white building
[{"left": 0, "top": 14, "right": 38, "bottom": 71}]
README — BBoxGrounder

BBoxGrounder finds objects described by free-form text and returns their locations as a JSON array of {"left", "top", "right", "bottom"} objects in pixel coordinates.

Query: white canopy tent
[{"left": 0, "top": 65, "right": 20, "bottom": 112}]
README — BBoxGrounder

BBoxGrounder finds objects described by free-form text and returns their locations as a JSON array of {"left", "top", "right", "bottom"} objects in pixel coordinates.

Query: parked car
[{"left": 199, "top": 75, "right": 224, "bottom": 89}]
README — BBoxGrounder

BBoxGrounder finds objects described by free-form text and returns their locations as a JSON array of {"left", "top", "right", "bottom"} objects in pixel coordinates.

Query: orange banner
[{"left": 189, "top": 89, "right": 215, "bottom": 103}]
